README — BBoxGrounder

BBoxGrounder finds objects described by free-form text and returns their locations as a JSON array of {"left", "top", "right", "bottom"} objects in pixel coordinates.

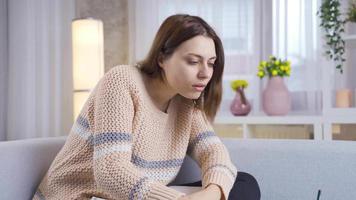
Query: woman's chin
[{"left": 179, "top": 92, "right": 202, "bottom": 100}]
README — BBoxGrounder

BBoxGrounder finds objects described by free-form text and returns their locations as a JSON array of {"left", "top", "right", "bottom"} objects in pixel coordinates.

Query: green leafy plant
[
  {"left": 317, "top": 0, "right": 346, "bottom": 73},
  {"left": 230, "top": 80, "right": 248, "bottom": 91},
  {"left": 256, "top": 56, "right": 291, "bottom": 79},
  {"left": 347, "top": 0, "right": 356, "bottom": 22}
]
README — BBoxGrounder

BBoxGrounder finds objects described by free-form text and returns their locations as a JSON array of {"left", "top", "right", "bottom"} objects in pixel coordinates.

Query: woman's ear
[{"left": 157, "top": 53, "right": 166, "bottom": 69}]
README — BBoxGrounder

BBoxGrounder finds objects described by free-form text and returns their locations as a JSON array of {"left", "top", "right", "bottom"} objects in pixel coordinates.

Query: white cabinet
[
  {"left": 215, "top": 114, "right": 323, "bottom": 140},
  {"left": 321, "top": 33, "right": 356, "bottom": 140},
  {"left": 214, "top": 34, "right": 356, "bottom": 141}
]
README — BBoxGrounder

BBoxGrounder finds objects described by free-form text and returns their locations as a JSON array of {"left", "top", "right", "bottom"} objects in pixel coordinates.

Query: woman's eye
[
  {"left": 186, "top": 59, "right": 214, "bottom": 68},
  {"left": 188, "top": 61, "right": 199, "bottom": 65},
  {"left": 208, "top": 63, "right": 215, "bottom": 68}
]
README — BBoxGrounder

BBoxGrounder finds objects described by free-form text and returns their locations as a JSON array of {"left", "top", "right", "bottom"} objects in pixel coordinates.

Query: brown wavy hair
[{"left": 138, "top": 14, "right": 224, "bottom": 122}]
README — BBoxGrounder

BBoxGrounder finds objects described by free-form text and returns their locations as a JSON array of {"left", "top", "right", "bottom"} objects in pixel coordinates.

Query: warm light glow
[{"left": 72, "top": 18, "right": 104, "bottom": 120}]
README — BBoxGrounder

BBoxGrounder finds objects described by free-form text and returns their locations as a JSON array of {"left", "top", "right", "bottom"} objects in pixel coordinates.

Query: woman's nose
[{"left": 198, "top": 64, "right": 211, "bottom": 79}]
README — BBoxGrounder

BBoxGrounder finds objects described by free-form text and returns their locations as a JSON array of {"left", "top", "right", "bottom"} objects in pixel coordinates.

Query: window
[{"left": 129, "top": 0, "right": 322, "bottom": 116}]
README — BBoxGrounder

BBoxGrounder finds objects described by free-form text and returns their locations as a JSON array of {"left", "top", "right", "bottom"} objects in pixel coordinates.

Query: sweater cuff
[
  {"left": 148, "top": 182, "right": 186, "bottom": 200},
  {"left": 202, "top": 170, "right": 237, "bottom": 200}
]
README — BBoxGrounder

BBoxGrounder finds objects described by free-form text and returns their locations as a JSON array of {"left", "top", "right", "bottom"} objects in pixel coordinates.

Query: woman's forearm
[{"left": 178, "top": 183, "right": 223, "bottom": 200}]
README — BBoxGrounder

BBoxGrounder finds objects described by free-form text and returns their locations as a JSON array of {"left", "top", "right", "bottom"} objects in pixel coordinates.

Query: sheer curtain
[
  {"left": 1, "top": 0, "right": 75, "bottom": 141},
  {"left": 128, "top": 0, "right": 263, "bottom": 116},
  {"left": 272, "top": 0, "right": 322, "bottom": 114},
  {"left": 128, "top": 0, "right": 323, "bottom": 117},
  {"left": 0, "top": 0, "right": 7, "bottom": 141}
]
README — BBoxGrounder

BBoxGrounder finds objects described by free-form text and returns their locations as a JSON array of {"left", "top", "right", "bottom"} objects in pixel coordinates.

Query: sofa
[{"left": 0, "top": 136, "right": 355, "bottom": 200}]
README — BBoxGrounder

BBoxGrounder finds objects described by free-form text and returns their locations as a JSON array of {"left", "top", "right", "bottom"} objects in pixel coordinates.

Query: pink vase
[
  {"left": 262, "top": 77, "right": 291, "bottom": 116},
  {"left": 230, "top": 87, "right": 251, "bottom": 116}
]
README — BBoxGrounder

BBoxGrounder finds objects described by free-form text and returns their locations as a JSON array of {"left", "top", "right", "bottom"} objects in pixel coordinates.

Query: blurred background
[{"left": 1, "top": 0, "right": 356, "bottom": 141}]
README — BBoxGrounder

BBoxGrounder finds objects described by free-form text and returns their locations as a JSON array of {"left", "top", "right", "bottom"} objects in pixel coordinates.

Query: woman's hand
[{"left": 178, "top": 184, "right": 222, "bottom": 200}]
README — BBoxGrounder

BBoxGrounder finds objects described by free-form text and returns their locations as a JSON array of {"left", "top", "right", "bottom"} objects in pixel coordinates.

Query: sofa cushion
[
  {"left": 0, "top": 137, "right": 66, "bottom": 200},
  {"left": 222, "top": 138, "right": 356, "bottom": 200}
]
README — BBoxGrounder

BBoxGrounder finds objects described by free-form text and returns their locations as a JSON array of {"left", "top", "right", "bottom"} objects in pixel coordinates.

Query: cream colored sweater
[{"left": 33, "top": 65, "right": 238, "bottom": 200}]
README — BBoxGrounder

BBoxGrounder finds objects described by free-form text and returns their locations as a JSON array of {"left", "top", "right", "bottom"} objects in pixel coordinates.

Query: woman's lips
[{"left": 192, "top": 84, "right": 206, "bottom": 92}]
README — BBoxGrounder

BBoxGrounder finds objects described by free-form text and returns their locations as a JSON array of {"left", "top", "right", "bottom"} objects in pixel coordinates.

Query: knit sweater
[{"left": 33, "top": 65, "right": 238, "bottom": 200}]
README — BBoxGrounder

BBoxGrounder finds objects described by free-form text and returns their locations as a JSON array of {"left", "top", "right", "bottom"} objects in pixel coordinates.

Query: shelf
[
  {"left": 324, "top": 116, "right": 356, "bottom": 124},
  {"left": 325, "top": 107, "right": 356, "bottom": 116},
  {"left": 323, "top": 108, "right": 356, "bottom": 123},
  {"left": 215, "top": 112, "right": 356, "bottom": 124},
  {"left": 214, "top": 114, "right": 323, "bottom": 125},
  {"left": 214, "top": 114, "right": 323, "bottom": 140}
]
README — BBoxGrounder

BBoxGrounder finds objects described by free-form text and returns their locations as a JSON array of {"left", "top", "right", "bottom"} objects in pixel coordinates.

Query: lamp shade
[{"left": 72, "top": 18, "right": 104, "bottom": 119}]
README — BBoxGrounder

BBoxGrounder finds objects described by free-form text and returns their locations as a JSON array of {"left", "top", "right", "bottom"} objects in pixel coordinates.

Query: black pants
[{"left": 179, "top": 172, "right": 261, "bottom": 200}]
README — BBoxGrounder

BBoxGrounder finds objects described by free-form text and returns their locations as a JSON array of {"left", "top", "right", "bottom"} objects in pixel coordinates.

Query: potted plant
[
  {"left": 318, "top": 0, "right": 352, "bottom": 107},
  {"left": 257, "top": 56, "right": 291, "bottom": 116},
  {"left": 317, "top": 0, "right": 346, "bottom": 73},
  {"left": 230, "top": 79, "right": 251, "bottom": 116}
]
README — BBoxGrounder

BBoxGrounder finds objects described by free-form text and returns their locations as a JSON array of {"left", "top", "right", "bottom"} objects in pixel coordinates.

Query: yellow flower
[
  {"left": 258, "top": 56, "right": 291, "bottom": 78},
  {"left": 257, "top": 71, "right": 265, "bottom": 77},
  {"left": 231, "top": 79, "right": 249, "bottom": 91}
]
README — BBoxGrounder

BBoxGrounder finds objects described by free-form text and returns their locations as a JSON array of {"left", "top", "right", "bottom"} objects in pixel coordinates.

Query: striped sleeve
[
  {"left": 187, "top": 108, "right": 238, "bottom": 200},
  {"left": 86, "top": 67, "right": 185, "bottom": 200}
]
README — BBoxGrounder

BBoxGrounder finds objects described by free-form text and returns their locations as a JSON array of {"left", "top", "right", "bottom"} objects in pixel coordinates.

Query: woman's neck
[{"left": 144, "top": 75, "right": 176, "bottom": 113}]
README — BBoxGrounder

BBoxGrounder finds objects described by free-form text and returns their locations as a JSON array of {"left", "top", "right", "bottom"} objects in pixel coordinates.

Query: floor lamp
[{"left": 72, "top": 18, "right": 104, "bottom": 120}]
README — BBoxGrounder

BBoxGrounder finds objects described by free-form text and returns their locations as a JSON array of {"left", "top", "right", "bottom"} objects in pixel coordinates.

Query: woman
[{"left": 33, "top": 14, "right": 260, "bottom": 200}]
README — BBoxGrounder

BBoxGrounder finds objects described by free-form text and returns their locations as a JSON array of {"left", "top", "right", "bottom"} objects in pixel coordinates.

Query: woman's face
[{"left": 159, "top": 35, "right": 216, "bottom": 99}]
